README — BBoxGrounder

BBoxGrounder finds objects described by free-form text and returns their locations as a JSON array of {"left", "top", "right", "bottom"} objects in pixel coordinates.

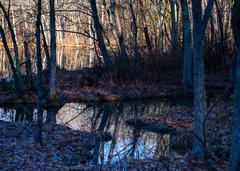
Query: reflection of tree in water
[
  {"left": 0, "top": 104, "right": 59, "bottom": 123},
  {"left": 84, "top": 100, "right": 177, "bottom": 164},
  {"left": 46, "top": 107, "right": 58, "bottom": 123},
  {"left": 15, "top": 105, "right": 34, "bottom": 122},
  {"left": 0, "top": 98, "right": 191, "bottom": 164}
]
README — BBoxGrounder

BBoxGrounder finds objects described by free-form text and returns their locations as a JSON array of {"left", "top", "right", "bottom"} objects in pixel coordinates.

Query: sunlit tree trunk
[
  {"left": 111, "top": 0, "right": 128, "bottom": 63},
  {"left": 228, "top": 1, "right": 240, "bottom": 170},
  {"left": 90, "top": 0, "right": 112, "bottom": 67},
  {"left": 138, "top": 0, "right": 153, "bottom": 56},
  {"left": 0, "top": 2, "right": 24, "bottom": 93},
  {"left": 49, "top": 0, "right": 57, "bottom": 101},
  {"left": 41, "top": 23, "right": 50, "bottom": 69},
  {"left": 181, "top": 0, "right": 192, "bottom": 86},
  {"left": 11, "top": 7, "right": 18, "bottom": 43},
  {"left": 34, "top": 0, "right": 44, "bottom": 145},
  {"left": 215, "top": 1, "right": 225, "bottom": 62},
  {"left": 0, "top": 25, "right": 20, "bottom": 91}
]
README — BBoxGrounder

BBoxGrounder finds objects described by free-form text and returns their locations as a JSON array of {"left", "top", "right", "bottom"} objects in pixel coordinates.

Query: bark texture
[
  {"left": 228, "top": 1, "right": 240, "bottom": 170},
  {"left": 181, "top": 0, "right": 192, "bottom": 86}
]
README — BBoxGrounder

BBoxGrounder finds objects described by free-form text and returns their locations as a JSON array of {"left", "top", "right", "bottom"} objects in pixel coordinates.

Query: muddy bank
[
  {"left": 0, "top": 68, "right": 227, "bottom": 105},
  {"left": 0, "top": 83, "right": 193, "bottom": 105},
  {"left": 125, "top": 102, "right": 232, "bottom": 167}
]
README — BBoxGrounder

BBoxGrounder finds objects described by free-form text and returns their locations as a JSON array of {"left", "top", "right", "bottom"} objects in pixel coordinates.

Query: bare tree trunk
[
  {"left": 228, "top": 1, "right": 240, "bottom": 170},
  {"left": 90, "top": 0, "right": 112, "bottom": 67},
  {"left": 0, "top": 25, "right": 19, "bottom": 90},
  {"left": 215, "top": 0, "right": 225, "bottom": 61},
  {"left": 110, "top": 0, "right": 128, "bottom": 63},
  {"left": 192, "top": 1, "right": 206, "bottom": 157},
  {"left": 49, "top": 0, "right": 57, "bottom": 101},
  {"left": 0, "top": 2, "right": 24, "bottom": 92},
  {"left": 40, "top": 23, "right": 50, "bottom": 68},
  {"left": 23, "top": 40, "right": 33, "bottom": 89},
  {"left": 181, "top": 0, "right": 192, "bottom": 86},
  {"left": 34, "top": 0, "right": 44, "bottom": 145},
  {"left": 191, "top": 0, "right": 215, "bottom": 158},
  {"left": 138, "top": 0, "right": 153, "bottom": 56},
  {"left": 129, "top": 0, "right": 141, "bottom": 63},
  {"left": 170, "top": 0, "right": 177, "bottom": 57}
]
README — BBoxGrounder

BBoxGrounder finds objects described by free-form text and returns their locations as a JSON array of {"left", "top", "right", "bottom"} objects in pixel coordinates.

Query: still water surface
[{"left": 0, "top": 98, "right": 193, "bottom": 164}]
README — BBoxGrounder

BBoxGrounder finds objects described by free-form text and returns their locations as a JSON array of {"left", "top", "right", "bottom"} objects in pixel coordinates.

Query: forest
[{"left": 0, "top": 0, "right": 240, "bottom": 170}]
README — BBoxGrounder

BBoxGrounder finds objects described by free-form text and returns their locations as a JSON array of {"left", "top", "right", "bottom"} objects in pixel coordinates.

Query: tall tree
[
  {"left": 23, "top": 39, "right": 33, "bottom": 89},
  {"left": 0, "top": 1, "right": 24, "bottom": 93},
  {"left": 90, "top": 0, "right": 112, "bottom": 67},
  {"left": 129, "top": 0, "right": 141, "bottom": 63},
  {"left": 191, "top": 0, "right": 215, "bottom": 157},
  {"left": 49, "top": 0, "right": 57, "bottom": 101},
  {"left": 0, "top": 25, "right": 20, "bottom": 92},
  {"left": 181, "top": 0, "right": 192, "bottom": 86},
  {"left": 34, "top": 0, "right": 44, "bottom": 144},
  {"left": 138, "top": 0, "right": 153, "bottom": 56},
  {"left": 228, "top": 1, "right": 240, "bottom": 170},
  {"left": 170, "top": 0, "right": 177, "bottom": 57},
  {"left": 110, "top": 0, "right": 128, "bottom": 63}
]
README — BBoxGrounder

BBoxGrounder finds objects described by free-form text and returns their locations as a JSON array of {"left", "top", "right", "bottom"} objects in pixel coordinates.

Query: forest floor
[
  {"left": 0, "top": 67, "right": 228, "bottom": 105},
  {"left": 0, "top": 120, "right": 112, "bottom": 170}
]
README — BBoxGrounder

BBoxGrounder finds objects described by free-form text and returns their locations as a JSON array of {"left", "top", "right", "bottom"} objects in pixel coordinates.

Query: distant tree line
[{"left": 0, "top": 0, "right": 240, "bottom": 170}]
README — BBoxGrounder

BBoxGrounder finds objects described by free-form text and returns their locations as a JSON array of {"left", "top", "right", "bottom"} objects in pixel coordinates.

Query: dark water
[{"left": 0, "top": 98, "right": 193, "bottom": 164}]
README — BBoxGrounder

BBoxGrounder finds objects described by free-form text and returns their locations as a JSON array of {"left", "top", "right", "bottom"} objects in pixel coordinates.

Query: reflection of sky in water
[
  {"left": 103, "top": 133, "right": 170, "bottom": 164},
  {"left": 0, "top": 98, "right": 192, "bottom": 163},
  {"left": 0, "top": 108, "right": 48, "bottom": 122}
]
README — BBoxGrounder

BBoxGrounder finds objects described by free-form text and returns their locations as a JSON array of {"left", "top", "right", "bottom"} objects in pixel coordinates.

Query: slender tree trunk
[
  {"left": 0, "top": 25, "right": 19, "bottom": 90},
  {"left": 23, "top": 40, "right": 33, "bottom": 89},
  {"left": 129, "top": 0, "right": 140, "bottom": 63},
  {"left": 40, "top": 23, "right": 50, "bottom": 68},
  {"left": 49, "top": 0, "right": 57, "bottom": 100},
  {"left": 228, "top": 1, "right": 240, "bottom": 170},
  {"left": 170, "top": 0, "right": 177, "bottom": 57},
  {"left": 34, "top": 0, "right": 44, "bottom": 145},
  {"left": 0, "top": 2, "right": 24, "bottom": 92},
  {"left": 111, "top": 0, "right": 128, "bottom": 63},
  {"left": 138, "top": 0, "right": 153, "bottom": 56},
  {"left": 215, "top": 0, "right": 226, "bottom": 63},
  {"left": 181, "top": 0, "right": 192, "bottom": 86},
  {"left": 90, "top": 0, "right": 112, "bottom": 67}
]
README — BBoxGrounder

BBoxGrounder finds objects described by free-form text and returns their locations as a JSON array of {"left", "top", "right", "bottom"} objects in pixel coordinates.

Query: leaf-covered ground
[{"left": 0, "top": 121, "right": 111, "bottom": 170}]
